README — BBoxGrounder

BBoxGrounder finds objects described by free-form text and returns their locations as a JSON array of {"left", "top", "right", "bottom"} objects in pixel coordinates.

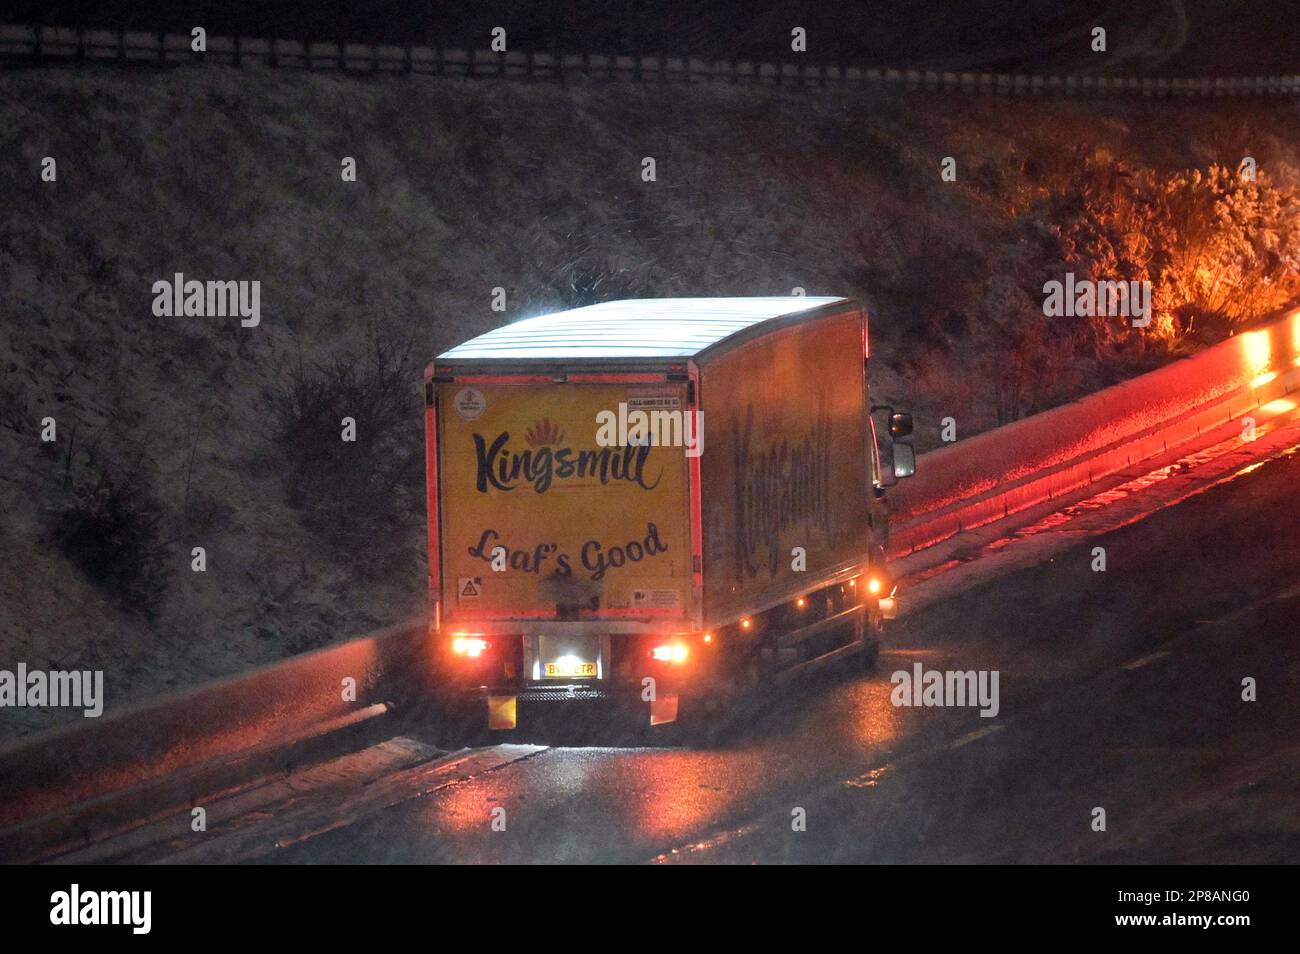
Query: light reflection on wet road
[{"left": 266, "top": 427, "right": 1300, "bottom": 864}]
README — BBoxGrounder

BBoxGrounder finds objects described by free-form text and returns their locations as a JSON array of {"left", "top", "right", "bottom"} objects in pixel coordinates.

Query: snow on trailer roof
[{"left": 437, "top": 296, "right": 852, "bottom": 361}]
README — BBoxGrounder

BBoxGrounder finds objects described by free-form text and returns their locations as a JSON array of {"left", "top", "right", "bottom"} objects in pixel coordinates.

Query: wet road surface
[{"left": 248, "top": 433, "right": 1300, "bottom": 864}]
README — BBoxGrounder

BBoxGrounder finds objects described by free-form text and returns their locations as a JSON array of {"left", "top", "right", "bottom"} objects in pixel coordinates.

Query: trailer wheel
[
  {"left": 860, "top": 614, "right": 882, "bottom": 671},
  {"left": 685, "top": 692, "right": 744, "bottom": 746},
  {"left": 861, "top": 635, "right": 880, "bottom": 670}
]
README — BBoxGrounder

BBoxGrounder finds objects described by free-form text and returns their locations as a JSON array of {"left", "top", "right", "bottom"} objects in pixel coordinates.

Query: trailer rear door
[{"left": 436, "top": 378, "right": 694, "bottom": 625}]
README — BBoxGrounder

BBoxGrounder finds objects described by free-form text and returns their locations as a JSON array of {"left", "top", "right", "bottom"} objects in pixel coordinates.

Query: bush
[
  {"left": 0, "top": 370, "right": 33, "bottom": 438},
  {"left": 55, "top": 445, "right": 171, "bottom": 618},
  {"left": 268, "top": 326, "right": 422, "bottom": 553},
  {"left": 1045, "top": 158, "right": 1300, "bottom": 345}
]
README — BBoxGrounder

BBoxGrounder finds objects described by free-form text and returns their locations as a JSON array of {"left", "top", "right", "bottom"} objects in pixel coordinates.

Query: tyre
[
  {"left": 859, "top": 613, "right": 882, "bottom": 671},
  {"left": 860, "top": 634, "right": 881, "bottom": 670},
  {"left": 670, "top": 694, "right": 732, "bottom": 746}
]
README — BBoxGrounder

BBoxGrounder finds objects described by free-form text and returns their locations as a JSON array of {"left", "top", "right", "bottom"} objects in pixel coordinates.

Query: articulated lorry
[{"left": 423, "top": 297, "right": 914, "bottom": 730}]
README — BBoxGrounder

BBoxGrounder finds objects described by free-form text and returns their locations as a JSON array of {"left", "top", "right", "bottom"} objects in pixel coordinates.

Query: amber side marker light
[
  {"left": 452, "top": 637, "right": 490, "bottom": 658},
  {"left": 795, "top": 597, "right": 808, "bottom": 609},
  {"left": 651, "top": 643, "right": 690, "bottom": 663},
  {"left": 867, "top": 577, "right": 883, "bottom": 595},
  {"left": 740, "top": 617, "right": 753, "bottom": 631}
]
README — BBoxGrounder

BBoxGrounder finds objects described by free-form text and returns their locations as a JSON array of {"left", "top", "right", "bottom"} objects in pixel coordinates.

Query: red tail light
[
  {"left": 650, "top": 643, "right": 689, "bottom": 663},
  {"left": 452, "top": 637, "right": 490, "bottom": 658}
]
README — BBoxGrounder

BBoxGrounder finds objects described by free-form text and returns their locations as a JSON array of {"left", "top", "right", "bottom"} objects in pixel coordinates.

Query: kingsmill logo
[{"left": 473, "top": 420, "right": 662, "bottom": 494}]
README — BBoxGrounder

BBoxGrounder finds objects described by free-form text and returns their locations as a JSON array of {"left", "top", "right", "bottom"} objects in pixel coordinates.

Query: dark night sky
[{"left": 3, "top": 0, "right": 1300, "bottom": 74}]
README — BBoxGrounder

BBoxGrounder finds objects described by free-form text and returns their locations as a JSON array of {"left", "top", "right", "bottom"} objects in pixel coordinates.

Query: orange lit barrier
[
  {"left": 0, "top": 618, "right": 434, "bottom": 860},
  {"left": 889, "top": 308, "right": 1300, "bottom": 556}
]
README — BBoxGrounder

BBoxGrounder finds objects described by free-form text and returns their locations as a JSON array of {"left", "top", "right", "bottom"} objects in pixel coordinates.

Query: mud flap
[
  {"left": 487, "top": 694, "right": 518, "bottom": 730},
  {"left": 650, "top": 693, "right": 679, "bottom": 726},
  {"left": 879, "top": 596, "right": 898, "bottom": 620}
]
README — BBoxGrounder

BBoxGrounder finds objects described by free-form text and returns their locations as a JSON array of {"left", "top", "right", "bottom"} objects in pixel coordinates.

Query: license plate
[{"left": 544, "top": 660, "right": 597, "bottom": 678}]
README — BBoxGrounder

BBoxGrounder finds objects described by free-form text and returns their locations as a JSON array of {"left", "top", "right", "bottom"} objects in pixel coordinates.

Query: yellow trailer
[{"left": 424, "top": 297, "right": 914, "bottom": 730}]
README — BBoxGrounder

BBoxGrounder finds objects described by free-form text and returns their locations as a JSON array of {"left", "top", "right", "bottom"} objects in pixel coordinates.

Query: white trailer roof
[{"left": 437, "top": 297, "right": 852, "bottom": 360}]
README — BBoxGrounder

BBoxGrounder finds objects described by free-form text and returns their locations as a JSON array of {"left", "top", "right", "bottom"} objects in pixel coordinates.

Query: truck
[{"left": 423, "top": 296, "right": 915, "bottom": 731}]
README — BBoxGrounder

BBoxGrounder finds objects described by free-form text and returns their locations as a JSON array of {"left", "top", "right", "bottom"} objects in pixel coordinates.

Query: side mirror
[
  {"left": 890, "top": 412, "right": 913, "bottom": 438},
  {"left": 891, "top": 442, "right": 916, "bottom": 478},
  {"left": 878, "top": 439, "right": 917, "bottom": 485}
]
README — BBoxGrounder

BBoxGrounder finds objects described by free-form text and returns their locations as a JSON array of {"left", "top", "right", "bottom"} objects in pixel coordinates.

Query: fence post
[
  {"left": 304, "top": 34, "right": 311, "bottom": 70},
  {"left": 118, "top": 26, "right": 126, "bottom": 62},
  {"left": 404, "top": 44, "right": 412, "bottom": 74},
  {"left": 76, "top": 25, "right": 86, "bottom": 63},
  {"left": 233, "top": 34, "right": 241, "bottom": 67}
]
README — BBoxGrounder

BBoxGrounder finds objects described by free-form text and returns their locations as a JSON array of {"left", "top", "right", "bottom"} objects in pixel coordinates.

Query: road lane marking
[
  {"left": 53, "top": 742, "right": 549, "bottom": 864},
  {"left": 651, "top": 822, "right": 764, "bottom": 863},
  {"left": 1115, "top": 582, "right": 1300, "bottom": 684},
  {"left": 844, "top": 763, "right": 894, "bottom": 788},
  {"left": 1121, "top": 651, "right": 1171, "bottom": 671},
  {"left": 948, "top": 724, "right": 1005, "bottom": 749},
  {"left": 652, "top": 439, "right": 1300, "bottom": 864}
]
